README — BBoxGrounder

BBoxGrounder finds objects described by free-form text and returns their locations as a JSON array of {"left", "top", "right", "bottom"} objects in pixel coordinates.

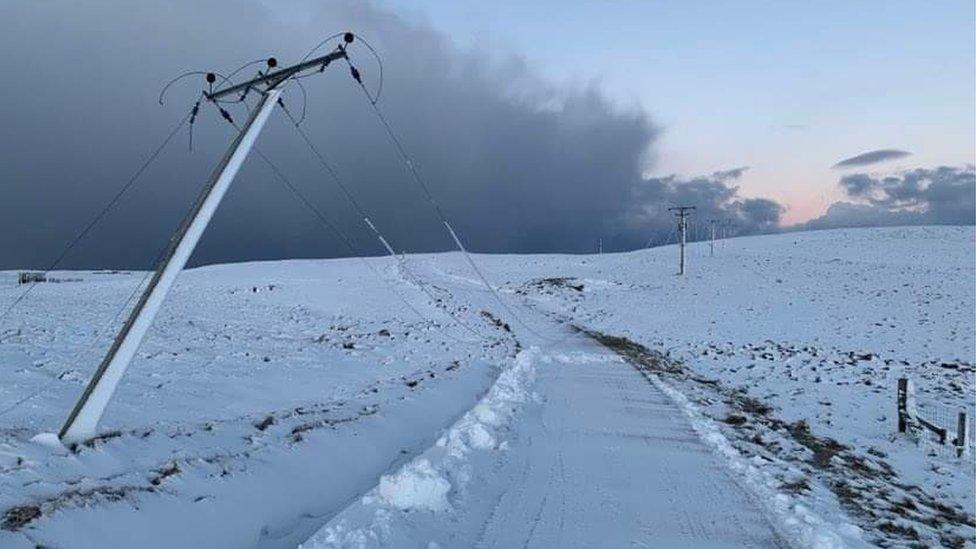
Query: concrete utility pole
[
  {"left": 668, "top": 206, "right": 695, "bottom": 275},
  {"left": 59, "top": 45, "right": 352, "bottom": 444},
  {"left": 60, "top": 91, "right": 281, "bottom": 444}
]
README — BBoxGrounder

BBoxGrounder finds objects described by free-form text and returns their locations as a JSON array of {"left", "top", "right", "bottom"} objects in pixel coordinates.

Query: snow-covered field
[{"left": 1, "top": 226, "right": 973, "bottom": 547}]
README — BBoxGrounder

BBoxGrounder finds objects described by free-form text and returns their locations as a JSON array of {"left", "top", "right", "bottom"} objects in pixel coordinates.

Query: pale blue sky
[{"left": 380, "top": 0, "right": 975, "bottom": 222}]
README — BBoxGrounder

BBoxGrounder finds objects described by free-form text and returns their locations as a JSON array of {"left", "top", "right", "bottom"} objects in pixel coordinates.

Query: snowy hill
[{"left": 1, "top": 226, "right": 973, "bottom": 547}]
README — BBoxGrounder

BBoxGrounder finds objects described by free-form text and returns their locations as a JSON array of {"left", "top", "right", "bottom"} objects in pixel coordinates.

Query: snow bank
[
  {"left": 436, "top": 347, "right": 538, "bottom": 459},
  {"left": 302, "top": 346, "right": 541, "bottom": 548},
  {"left": 377, "top": 459, "right": 450, "bottom": 512}
]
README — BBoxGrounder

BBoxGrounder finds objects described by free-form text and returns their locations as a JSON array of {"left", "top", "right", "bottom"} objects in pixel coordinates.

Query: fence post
[
  {"left": 897, "top": 377, "right": 910, "bottom": 432},
  {"left": 956, "top": 411, "right": 969, "bottom": 458}
]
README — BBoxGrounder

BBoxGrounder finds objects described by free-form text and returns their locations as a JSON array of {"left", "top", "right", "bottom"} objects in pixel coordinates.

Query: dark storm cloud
[
  {"left": 0, "top": 0, "right": 657, "bottom": 269},
  {"left": 832, "top": 149, "right": 911, "bottom": 169},
  {"left": 617, "top": 168, "right": 785, "bottom": 248},
  {"left": 802, "top": 165, "right": 975, "bottom": 229}
]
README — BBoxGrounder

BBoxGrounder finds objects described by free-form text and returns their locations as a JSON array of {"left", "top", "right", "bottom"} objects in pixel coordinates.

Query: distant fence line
[
  {"left": 17, "top": 272, "right": 46, "bottom": 285},
  {"left": 14, "top": 272, "right": 82, "bottom": 285}
]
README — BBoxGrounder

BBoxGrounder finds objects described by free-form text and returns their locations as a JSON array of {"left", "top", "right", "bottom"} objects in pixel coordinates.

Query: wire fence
[{"left": 898, "top": 377, "right": 973, "bottom": 458}]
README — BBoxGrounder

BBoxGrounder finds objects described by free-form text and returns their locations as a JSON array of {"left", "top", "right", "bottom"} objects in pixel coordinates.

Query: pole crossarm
[{"left": 206, "top": 49, "right": 348, "bottom": 101}]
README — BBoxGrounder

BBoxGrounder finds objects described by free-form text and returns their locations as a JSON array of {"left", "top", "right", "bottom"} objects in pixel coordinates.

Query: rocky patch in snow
[{"left": 584, "top": 328, "right": 976, "bottom": 547}]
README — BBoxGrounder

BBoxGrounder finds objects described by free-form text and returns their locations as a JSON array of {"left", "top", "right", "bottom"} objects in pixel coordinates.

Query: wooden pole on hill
[
  {"left": 709, "top": 219, "right": 717, "bottom": 257},
  {"left": 668, "top": 206, "right": 695, "bottom": 275}
]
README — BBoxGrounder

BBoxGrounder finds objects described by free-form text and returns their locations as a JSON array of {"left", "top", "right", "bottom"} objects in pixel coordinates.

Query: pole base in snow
[{"left": 31, "top": 432, "right": 69, "bottom": 455}]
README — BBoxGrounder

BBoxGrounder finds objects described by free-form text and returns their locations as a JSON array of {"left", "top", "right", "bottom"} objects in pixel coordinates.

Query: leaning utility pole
[
  {"left": 59, "top": 42, "right": 352, "bottom": 443},
  {"left": 668, "top": 206, "right": 695, "bottom": 275}
]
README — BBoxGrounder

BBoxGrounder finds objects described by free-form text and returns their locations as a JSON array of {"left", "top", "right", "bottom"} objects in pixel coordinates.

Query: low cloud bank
[
  {"left": 801, "top": 165, "right": 975, "bottom": 230},
  {"left": 617, "top": 168, "right": 785, "bottom": 248},
  {"left": 623, "top": 163, "right": 975, "bottom": 248}
]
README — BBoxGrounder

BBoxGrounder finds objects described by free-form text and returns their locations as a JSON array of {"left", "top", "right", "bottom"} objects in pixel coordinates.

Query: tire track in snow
[{"left": 303, "top": 337, "right": 788, "bottom": 548}]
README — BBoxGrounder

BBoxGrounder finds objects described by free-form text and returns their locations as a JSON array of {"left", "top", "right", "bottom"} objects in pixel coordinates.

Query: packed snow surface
[
  {"left": 0, "top": 226, "right": 973, "bottom": 547},
  {"left": 303, "top": 341, "right": 792, "bottom": 548}
]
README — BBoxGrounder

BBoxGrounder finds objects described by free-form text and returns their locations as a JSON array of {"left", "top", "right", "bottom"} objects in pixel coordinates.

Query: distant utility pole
[
  {"left": 668, "top": 206, "right": 695, "bottom": 275},
  {"left": 708, "top": 219, "right": 717, "bottom": 257},
  {"left": 598, "top": 238, "right": 603, "bottom": 254}
]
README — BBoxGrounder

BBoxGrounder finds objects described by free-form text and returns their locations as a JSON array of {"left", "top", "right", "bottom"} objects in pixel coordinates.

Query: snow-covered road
[
  {"left": 473, "top": 340, "right": 783, "bottom": 548},
  {"left": 306, "top": 336, "right": 785, "bottom": 548}
]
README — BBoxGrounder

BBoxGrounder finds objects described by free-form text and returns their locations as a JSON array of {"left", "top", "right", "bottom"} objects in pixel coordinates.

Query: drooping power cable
[
  {"left": 0, "top": 109, "right": 193, "bottom": 325},
  {"left": 275, "top": 98, "right": 489, "bottom": 341},
  {"left": 213, "top": 103, "right": 487, "bottom": 346},
  {"left": 343, "top": 54, "right": 556, "bottom": 341}
]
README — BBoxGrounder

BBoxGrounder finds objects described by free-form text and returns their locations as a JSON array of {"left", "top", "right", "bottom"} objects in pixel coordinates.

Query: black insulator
[
  {"left": 343, "top": 32, "right": 354, "bottom": 44},
  {"left": 219, "top": 108, "right": 234, "bottom": 124},
  {"left": 205, "top": 72, "right": 216, "bottom": 83},
  {"left": 267, "top": 57, "right": 278, "bottom": 68},
  {"left": 350, "top": 66, "right": 361, "bottom": 83}
]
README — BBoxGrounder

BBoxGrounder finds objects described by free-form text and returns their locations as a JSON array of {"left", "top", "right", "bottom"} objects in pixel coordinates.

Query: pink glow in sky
[{"left": 387, "top": 0, "right": 976, "bottom": 226}]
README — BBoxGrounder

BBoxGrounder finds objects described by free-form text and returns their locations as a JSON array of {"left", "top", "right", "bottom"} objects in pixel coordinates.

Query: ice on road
[{"left": 308, "top": 336, "right": 784, "bottom": 548}]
